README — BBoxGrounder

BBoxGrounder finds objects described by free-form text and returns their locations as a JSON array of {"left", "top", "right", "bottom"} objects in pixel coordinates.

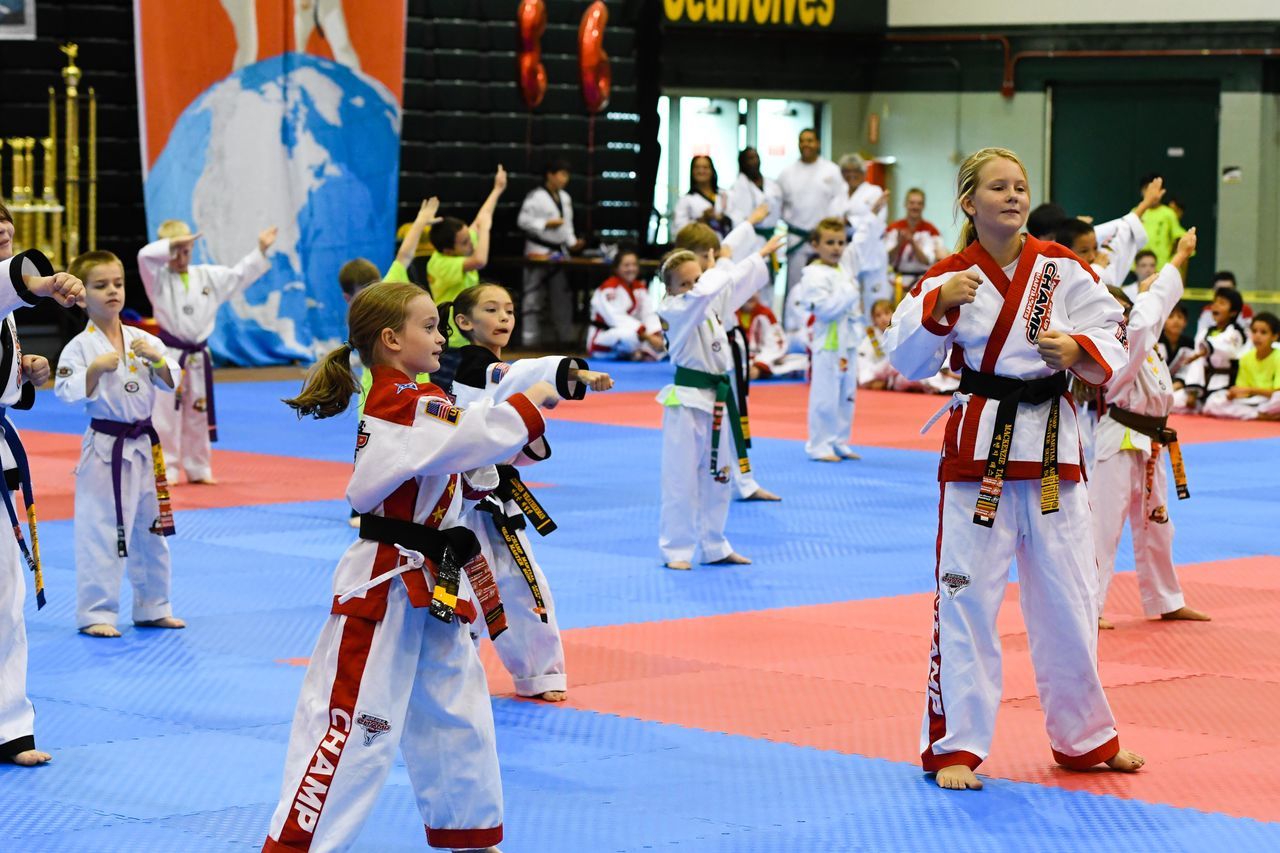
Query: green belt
[{"left": 674, "top": 366, "right": 750, "bottom": 481}]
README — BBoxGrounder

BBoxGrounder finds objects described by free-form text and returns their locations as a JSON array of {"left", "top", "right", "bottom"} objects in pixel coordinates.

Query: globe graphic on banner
[{"left": 145, "top": 53, "right": 401, "bottom": 364}]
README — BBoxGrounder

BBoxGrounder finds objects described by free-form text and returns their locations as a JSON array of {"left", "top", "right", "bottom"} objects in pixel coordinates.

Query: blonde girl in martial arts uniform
[
  {"left": 445, "top": 283, "right": 612, "bottom": 703},
  {"left": 262, "top": 281, "right": 560, "bottom": 853},
  {"left": 797, "top": 217, "right": 862, "bottom": 462},
  {"left": 136, "top": 220, "right": 276, "bottom": 484},
  {"left": 656, "top": 233, "right": 784, "bottom": 570},
  {"left": 1091, "top": 230, "right": 1209, "bottom": 629},
  {"left": 0, "top": 215, "right": 86, "bottom": 767},
  {"left": 886, "top": 147, "right": 1143, "bottom": 791},
  {"left": 55, "top": 252, "right": 183, "bottom": 639}
]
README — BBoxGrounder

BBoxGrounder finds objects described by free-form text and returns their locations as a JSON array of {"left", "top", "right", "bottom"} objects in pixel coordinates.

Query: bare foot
[
  {"left": 188, "top": 477, "right": 218, "bottom": 485},
  {"left": 835, "top": 447, "right": 862, "bottom": 460},
  {"left": 709, "top": 553, "right": 752, "bottom": 565},
  {"left": 665, "top": 560, "right": 692, "bottom": 571},
  {"left": 1161, "top": 606, "right": 1211, "bottom": 622},
  {"left": 1098, "top": 617, "right": 1115, "bottom": 630},
  {"left": 935, "top": 765, "right": 982, "bottom": 790},
  {"left": 536, "top": 691, "right": 567, "bottom": 702},
  {"left": 347, "top": 514, "right": 360, "bottom": 528},
  {"left": 10, "top": 749, "right": 52, "bottom": 766},
  {"left": 744, "top": 487, "right": 782, "bottom": 501},
  {"left": 811, "top": 455, "right": 841, "bottom": 463},
  {"left": 1105, "top": 749, "right": 1145, "bottom": 772},
  {"left": 79, "top": 623, "right": 121, "bottom": 638},
  {"left": 134, "top": 616, "right": 186, "bottom": 629}
]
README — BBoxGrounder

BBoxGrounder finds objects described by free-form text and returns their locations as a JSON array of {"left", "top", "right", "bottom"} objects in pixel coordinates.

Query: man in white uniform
[
  {"left": 776, "top": 129, "right": 842, "bottom": 330},
  {"left": 516, "top": 159, "right": 584, "bottom": 347}
]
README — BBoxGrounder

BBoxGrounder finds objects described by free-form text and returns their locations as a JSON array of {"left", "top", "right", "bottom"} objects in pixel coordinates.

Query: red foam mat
[
  {"left": 551, "top": 385, "right": 1280, "bottom": 448},
  {"left": 481, "top": 555, "right": 1280, "bottom": 820}
]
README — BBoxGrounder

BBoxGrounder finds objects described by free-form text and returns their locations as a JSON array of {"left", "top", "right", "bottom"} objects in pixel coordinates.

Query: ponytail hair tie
[{"left": 342, "top": 340, "right": 352, "bottom": 351}]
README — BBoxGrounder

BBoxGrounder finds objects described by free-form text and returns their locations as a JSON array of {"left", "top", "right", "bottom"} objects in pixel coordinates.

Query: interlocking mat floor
[{"left": 3, "top": 361, "right": 1278, "bottom": 851}]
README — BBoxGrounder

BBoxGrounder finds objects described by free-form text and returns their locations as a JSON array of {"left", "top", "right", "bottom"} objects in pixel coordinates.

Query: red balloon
[
  {"left": 517, "top": 0, "right": 547, "bottom": 110},
  {"left": 578, "top": 1, "right": 611, "bottom": 115}
]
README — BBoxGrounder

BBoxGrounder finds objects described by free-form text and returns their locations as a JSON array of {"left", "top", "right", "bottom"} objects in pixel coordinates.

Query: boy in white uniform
[
  {"left": 656, "top": 234, "right": 784, "bottom": 570},
  {"left": 0, "top": 223, "right": 86, "bottom": 767},
  {"left": 137, "top": 220, "right": 276, "bottom": 483},
  {"left": 1092, "top": 231, "right": 1209, "bottom": 628},
  {"left": 829, "top": 154, "right": 889, "bottom": 314},
  {"left": 776, "top": 129, "right": 842, "bottom": 329},
  {"left": 798, "top": 217, "right": 862, "bottom": 461},
  {"left": 56, "top": 252, "right": 184, "bottom": 638}
]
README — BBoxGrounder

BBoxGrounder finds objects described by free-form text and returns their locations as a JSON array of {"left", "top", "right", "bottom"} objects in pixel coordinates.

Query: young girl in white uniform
[
  {"left": 262, "top": 281, "right": 560, "bottom": 853},
  {"left": 586, "top": 247, "right": 663, "bottom": 360},
  {"left": 797, "top": 218, "right": 862, "bottom": 462},
  {"left": 738, "top": 294, "right": 807, "bottom": 379},
  {"left": 671, "top": 155, "right": 731, "bottom": 234},
  {"left": 55, "top": 252, "right": 184, "bottom": 639},
  {"left": 1091, "top": 231, "right": 1209, "bottom": 628},
  {"left": 0, "top": 218, "right": 86, "bottom": 767},
  {"left": 446, "top": 283, "right": 612, "bottom": 702},
  {"left": 886, "top": 147, "right": 1143, "bottom": 791},
  {"left": 136, "top": 220, "right": 276, "bottom": 483},
  {"left": 656, "top": 233, "right": 784, "bottom": 570}
]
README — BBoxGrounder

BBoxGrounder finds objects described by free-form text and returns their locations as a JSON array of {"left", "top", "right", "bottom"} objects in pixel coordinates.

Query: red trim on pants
[
  {"left": 922, "top": 749, "right": 983, "bottom": 773},
  {"left": 426, "top": 823, "right": 504, "bottom": 849},
  {"left": 1053, "top": 735, "right": 1121, "bottom": 770},
  {"left": 921, "top": 482, "right": 966, "bottom": 771},
  {"left": 270, "top": 615, "right": 379, "bottom": 850}
]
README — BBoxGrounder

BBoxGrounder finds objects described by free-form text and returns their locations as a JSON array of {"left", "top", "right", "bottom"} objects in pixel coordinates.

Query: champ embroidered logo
[
  {"left": 1022, "top": 261, "right": 1062, "bottom": 344},
  {"left": 355, "top": 712, "right": 391, "bottom": 746},
  {"left": 288, "top": 708, "right": 351, "bottom": 834},
  {"left": 940, "top": 571, "right": 970, "bottom": 599},
  {"left": 394, "top": 381, "right": 419, "bottom": 395},
  {"left": 423, "top": 398, "right": 461, "bottom": 426}
]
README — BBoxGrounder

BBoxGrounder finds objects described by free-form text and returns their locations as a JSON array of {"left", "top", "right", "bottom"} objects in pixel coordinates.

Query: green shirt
[
  {"left": 1140, "top": 206, "right": 1186, "bottom": 268},
  {"left": 427, "top": 229, "right": 479, "bottom": 348},
  {"left": 1237, "top": 346, "right": 1280, "bottom": 392},
  {"left": 385, "top": 259, "right": 410, "bottom": 284}
]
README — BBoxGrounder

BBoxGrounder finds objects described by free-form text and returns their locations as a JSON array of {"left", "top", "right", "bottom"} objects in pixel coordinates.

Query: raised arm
[
  {"left": 465, "top": 166, "right": 507, "bottom": 271},
  {"left": 397, "top": 198, "right": 441, "bottom": 268}
]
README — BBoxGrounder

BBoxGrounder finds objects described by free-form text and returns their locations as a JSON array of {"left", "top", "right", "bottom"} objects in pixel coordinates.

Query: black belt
[
  {"left": 494, "top": 464, "right": 556, "bottom": 535},
  {"left": 726, "top": 326, "right": 752, "bottom": 449},
  {"left": 959, "top": 369, "right": 1068, "bottom": 526},
  {"left": 89, "top": 417, "right": 176, "bottom": 556},
  {"left": 1107, "top": 405, "right": 1190, "bottom": 499},
  {"left": 0, "top": 409, "right": 43, "bottom": 608},
  {"left": 358, "top": 513, "right": 488, "bottom": 627},
  {"left": 475, "top": 493, "right": 548, "bottom": 624}
]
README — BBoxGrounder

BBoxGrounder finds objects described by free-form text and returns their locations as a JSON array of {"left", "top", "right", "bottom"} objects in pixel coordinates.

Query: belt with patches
[
  {"left": 1106, "top": 405, "right": 1190, "bottom": 500},
  {"left": 474, "top": 473, "right": 549, "bottom": 625},
  {"left": 89, "top": 417, "right": 176, "bottom": 556},
  {"left": 0, "top": 409, "right": 43, "bottom": 608},
  {"left": 155, "top": 329, "right": 218, "bottom": 441}
]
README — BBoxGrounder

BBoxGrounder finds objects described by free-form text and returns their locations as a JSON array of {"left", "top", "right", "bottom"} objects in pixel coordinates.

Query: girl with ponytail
[
  {"left": 884, "top": 148, "right": 1142, "bottom": 791},
  {"left": 266, "top": 280, "right": 559, "bottom": 851}
]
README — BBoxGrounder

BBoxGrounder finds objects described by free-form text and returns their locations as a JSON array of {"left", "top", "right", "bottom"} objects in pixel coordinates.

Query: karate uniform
[
  {"left": 0, "top": 249, "right": 52, "bottom": 762},
  {"left": 725, "top": 173, "right": 782, "bottom": 255},
  {"left": 586, "top": 275, "right": 660, "bottom": 360},
  {"left": 776, "top": 158, "right": 843, "bottom": 327},
  {"left": 1092, "top": 212, "right": 1147, "bottom": 289},
  {"left": 657, "top": 254, "right": 769, "bottom": 563},
  {"left": 55, "top": 323, "right": 180, "bottom": 629},
  {"left": 1183, "top": 321, "right": 1248, "bottom": 405},
  {"left": 137, "top": 238, "right": 270, "bottom": 482},
  {"left": 672, "top": 190, "right": 730, "bottom": 233},
  {"left": 1202, "top": 346, "right": 1280, "bottom": 419},
  {"left": 887, "top": 235, "right": 1128, "bottom": 773},
  {"left": 797, "top": 251, "right": 862, "bottom": 459},
  {"left": 517, "top": 186, "right": 577, "bottom": 346},
  {"left": 739, "top": 302, "right": 807, "bottom": 379},
  {"left": 263, "top": 367, "right": 545, "bottom": 852},
  {"left": 452, "top": 346, "right": 577, "bottom": 697},
  {"left": 829, "top": 181, "right": 890, "bottom": 313},
  {"left": 1092, "top": 264, "right": 1188, "bottom": 618}
]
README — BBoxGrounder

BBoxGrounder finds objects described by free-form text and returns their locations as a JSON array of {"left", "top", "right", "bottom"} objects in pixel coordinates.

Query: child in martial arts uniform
[
  {"left": 858, "top": 299, "right": 897, "bottom": 390},
  {"left": 263, "top": 281, "right": 561, "bottom": 852},
  {"left": 738, "top": 294, "right": 807, "bottom": 380},
  {"left": 798, "top": 217, "right": 862, "bottom": 461},
  {"left": 656, "top": 233, "right": 784, "bottom": 570},
  {"left": 56, "top": 252, "right": 183, "bottom": 638},
  {"left": 447, "top": 283, "right": 612, "bottom": 702},
  {"left": 1203, "top": 312, "right": 1280, "bottom": 420},
  {"left": 0, "top": 218, "right": 86, "bottom": 766},
  {"left": 1183, "top": 287, "right": 1249, "bottom": 409},
  {"left": 137, "top": 219, "right": 276, "bottom": 483},
  {"left": 586, "top": 247, "right": 664, "bottom": 360},
  {"left": 1092, "top": 231, "right": 1210, "bottom": 628},
  {"left": 886, "top": 147, "right": 1142, "bottom": 791}
]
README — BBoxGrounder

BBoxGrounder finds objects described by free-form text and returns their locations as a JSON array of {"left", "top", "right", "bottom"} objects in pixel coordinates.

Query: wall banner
[{"left": 134, "top": 1, "right": 406, "bottom": 364}]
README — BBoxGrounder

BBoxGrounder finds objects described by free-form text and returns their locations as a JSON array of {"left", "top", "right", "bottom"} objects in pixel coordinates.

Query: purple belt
[
  {"left": 89, "top": 417, "right": 176, "bottom": 557},
  {"left": 156, "top": 329, "right": 217, "bottom": 442}
]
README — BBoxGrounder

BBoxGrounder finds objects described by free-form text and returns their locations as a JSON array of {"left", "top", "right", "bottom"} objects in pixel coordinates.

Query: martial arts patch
[
  {"left": 660, "top": 318, "right": 669, "bottom": 331},
  {"left": 124, "top": 380, "right": 140, "bottom": 393},
  {"left": 1149, "top": 505, "right": 1169, "bottom": 524},
  {"left": 423, "top": 398, "right": 461, "bottom": 426},
  {"left": 355, "top": 420, "right": 370, "bottom": 456},
  {"left": 940, "top": 571, "right": 970, "bottom": 599},
  {"left": 1116, "top": 319, "right": 1130, "bottom": 350},
  {"left": 1022, "top": 261, "right": 1061, "bottom": 344},
  {"left": 182, "top": 305, "right": 195, "bottom": 315},
  {"left": 193, "top": 398, "right": 207, "bottom": 412},
  {"left": 711, "top": 341, "right": 722, "bottom": 352},
  {"left": 201, "top": 286, "right": 212, "bottom": 296},
  {"left": 355, "top": 712, "right": 391, "bottom": 746},
  {"left": 394, "top": 381, "right": 419, "bottom": 395},
  {"left": 839, "top": 357, "right": 848, "bottom": 373},
  {"left": 57, "top": 366, "right": 71, "bottom": 377},
  {"left": 489, "top": 362, "right": 510, "bottom": 385}
]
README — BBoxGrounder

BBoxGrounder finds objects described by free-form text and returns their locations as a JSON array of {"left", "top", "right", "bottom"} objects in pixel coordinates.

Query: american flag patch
[
  {"left": 423, "top": 398, "right": 461, "bottom": 425},
  {"left": 489, "top": 363, "right": 511, "bottom": 385}
]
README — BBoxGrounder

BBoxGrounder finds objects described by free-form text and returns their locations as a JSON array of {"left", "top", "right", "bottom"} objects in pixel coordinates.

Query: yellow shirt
[
  {"left": 1237, "top": 346, "right": 1280, "bottom": 392},
  {"left": 426, "top": 229, "right": 479, "bottom": 348}
]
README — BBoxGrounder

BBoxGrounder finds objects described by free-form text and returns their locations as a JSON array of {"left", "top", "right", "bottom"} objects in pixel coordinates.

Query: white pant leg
[
  {"left": 591, "top": 326, "right": 641, "bottom": 357},
  {"left": 1132, "top": 449, "right": 1184, "bottom": 617},
  {"left": 1203, "top": 394, "right": 1261, "bottom": 420},
  {"left": 125, "top": 447, "right": 174, "bottom": 623},
  {"left": 729, "top": 358, "right": 764, "bottom": 500},
  {"left": 659, "top": 405, "right": 704, "bottom": 563},
  {"left": 1078, "top": 409, "right": 1097, "bottom": 470},
  {"left": 697, "top": 413, "right": 735, "bottom": 562},
  {"left": 806, "top": 349, "right": 842, "bottom": 458},
  {"left": 152, "top": 364, "right": 182, "bottom": 478},
  {"left": 401, "top": 599, "right": 504, "bottom": 850},
  {"left": 180, "top": 356, "right": 214, "bottom": 481},
  {"left": 833, "top": 348, "right": 857, "bottom": 452},
  {"left": 264, "top": 585, "right": 422, "bottom": 852},
  {"left": 1015, "top": 480, "right": 1121, "bottom": 767},
  {"left": 921, "top": 481, "right": 1017, "bottom": 772},
  {"left": 1089, "top": 450, "right": 1138, "bottom": 616},
  {"left": 480, "top": 513, "right": 567, "bottom": 696},
  {"left": 0, "top": 534, "right": 35, "bottom": 760}
]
